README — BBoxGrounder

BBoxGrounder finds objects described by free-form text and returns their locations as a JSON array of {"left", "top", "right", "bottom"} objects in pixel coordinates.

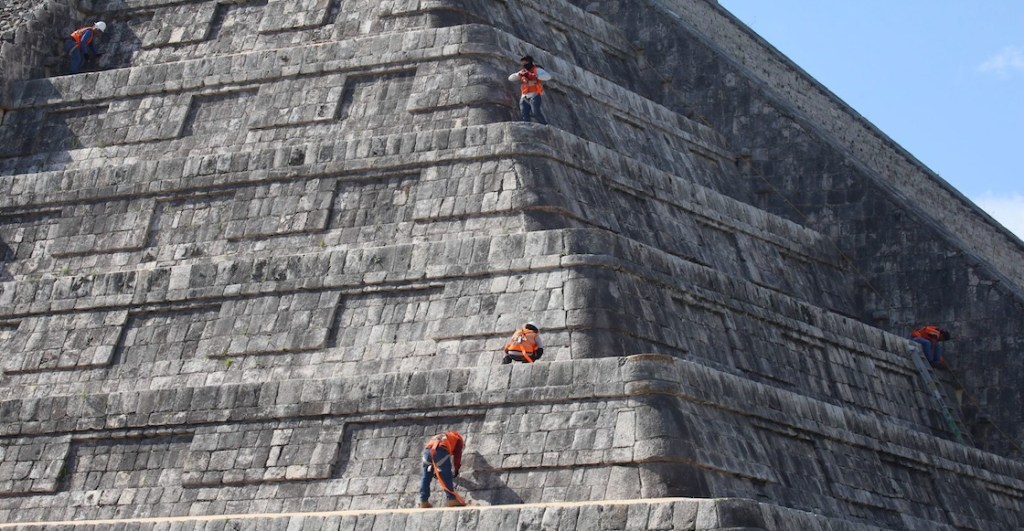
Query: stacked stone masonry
[
  {"left": 1, "top": 0, "right": 1024, "bottom": 529},
  {"left": 569, "top": 0, "right": 1024, "bottom": 458},
  {"left": 0, "top": 498, "right": 892, "bottom": 531}
]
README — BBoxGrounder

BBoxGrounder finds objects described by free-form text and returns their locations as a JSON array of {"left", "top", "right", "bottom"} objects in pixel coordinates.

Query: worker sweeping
[
  {"left": 65, "top": 21, "right": 106, "bottom": 74},
  {"left": 502, "top": 322, "right": 543, "bottom": 364},
  {"left": 418, "top": 431, "right": 467, "bottom": 508}
]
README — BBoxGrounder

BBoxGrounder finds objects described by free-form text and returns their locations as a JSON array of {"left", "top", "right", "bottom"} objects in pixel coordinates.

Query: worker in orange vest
[
  {"left": 65, "top": 21, "right": 107, "bottom": 74},
  {"left": 911, "top": 325, "right": 951, "bottom": 368},
  {"left": 502, "top": 322, "right": 543, "bottom": 364},
  {"left": 419, "top": 431, "right": 466, "bottom": 508},
  {"left": 508, "top": 55, "right": 552, "bottom": 124}
]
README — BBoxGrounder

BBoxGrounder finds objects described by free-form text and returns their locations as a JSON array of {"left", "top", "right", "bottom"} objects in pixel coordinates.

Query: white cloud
[
  {"left": 974, "top": 193, "right": 1024, "bottom": 241},
  {"left": 978, "top": 47, "right": 1024, "bottom": 76}
]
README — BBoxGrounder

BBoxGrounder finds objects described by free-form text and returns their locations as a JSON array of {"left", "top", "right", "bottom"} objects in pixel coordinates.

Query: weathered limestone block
[
  {"left": 249, "top": 74, "right": 346, "bottom": 129},
  {"left": 0, "top": 109, "right": 39, "bottom": 158},
  {"left": 258, "top": 0, "right": 333, "bottom": 33},
  {"left": 50, "top": 199, "right": 154, "bottom": 257},
  {"left": 60, "top": 434, "right": 193, "bottom": 492},
  {"left": 224, "top": 178, "right": 334, "bottom": 239},
  {"left": 109, "top": 94, "right": 192, "bottom": 143},
  {"left": 195, "top": 291, "right": 341, "bottom": 357},
  {"left": 0, "top": 498, "right": 875, "bottom": 531},
  {"left": 409, "top": 60, "right": 509, "bottom": 113},
  {"left": 145, "top": 178, "right": 333, "bottom": 246},
  {"left": 143, "top": 2, "right": 218, "bottom": 48},
  {"left": 83, "top": 0, "right": 189, "bottom": 11},
  {"left": 0, "top": 310, "right": 128, "bottom": 373},
  {"left": 337, "top": 70, "right": 417, "bottom": 127},
  {"left": 0, "top": 436, "right": 70, "bottom": 495},
  {"left": 183, "top": 420, "right": 343, "bottom": 486},
  {"left": 37, "top": 106, "right": 111, "bottom": 152},
  {"left": 180, "top": 89, "right": 259, "bottom": 140}
]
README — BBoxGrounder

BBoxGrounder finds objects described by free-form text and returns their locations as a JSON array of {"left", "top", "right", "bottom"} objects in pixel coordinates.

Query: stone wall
[
  {"left": 1, "top": 0, "right": 1024, "bottom": 529},
  {"left": 1, "top": 355, "right": 1022, "bottom": 529},
  {"left": 569, "top": 0, "right": 1024, "bottom": 457},
  {"left": 0, "top": 0, "right": 83, "bottom": 100}
]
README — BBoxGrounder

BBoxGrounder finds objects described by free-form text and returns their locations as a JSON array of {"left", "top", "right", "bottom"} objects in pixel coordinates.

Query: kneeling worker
[
  {"left": 911, "top": 325, "right": 951, "bottom": 368},
  {"left": 502, "top": 322, "right": 543, "bottom": 364}
]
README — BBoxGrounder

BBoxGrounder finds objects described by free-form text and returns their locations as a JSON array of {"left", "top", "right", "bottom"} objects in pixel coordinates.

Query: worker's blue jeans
[
  {"left": 913, "top": 338, "right": 943, "bottom": 366},
  {"left": 519, "top": 95, "right": 547, "bottom": 125},
  {"left": 420, "top": 447, "right": 455, "bottom": 501},
  {"left": 65, "top": 40, "right": 85, "bottom": 74}
]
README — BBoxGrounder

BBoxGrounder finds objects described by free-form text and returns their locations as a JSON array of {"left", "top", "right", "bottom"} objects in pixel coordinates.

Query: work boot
[
  {"left": 418, "top": 501, "right": 432, "bottom": 508},
  {"left": 446, "top": 499, "right": 466, "bottom": 507}
]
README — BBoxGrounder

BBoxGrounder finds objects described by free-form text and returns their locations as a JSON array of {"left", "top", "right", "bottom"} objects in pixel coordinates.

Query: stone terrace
[{"left": 1, "top": 0, "right": 1024, "bottom": 530}]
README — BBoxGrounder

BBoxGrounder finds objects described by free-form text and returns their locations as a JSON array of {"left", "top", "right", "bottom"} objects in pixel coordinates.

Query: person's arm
[
  {"left": 452, "top": 440, "right": 463, "bottom": 474},
  {"left": 509, "top": 72, "right": 523, "bottom": 82},
  {"left": 534, "top": 68, "right": 552, "bottom": 81},
  {"left": 84, "top": 30, "right": 99, "bottom": 57}
]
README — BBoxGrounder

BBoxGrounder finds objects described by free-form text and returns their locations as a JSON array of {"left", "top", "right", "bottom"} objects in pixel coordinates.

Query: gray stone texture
[
  {"left": 568, "top": 0, "right": 1024, "bottom": 457},
  {"left": 0, "top": 0, "right": 1022, "bottom": 530},
  {"left": 0, "top": 498, "right": 894, "bottom": 531}
]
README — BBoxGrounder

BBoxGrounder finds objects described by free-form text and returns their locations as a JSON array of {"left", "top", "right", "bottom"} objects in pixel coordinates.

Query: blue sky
[{"left": 719, "top": 1, "right": 1024, "bottom": 239}]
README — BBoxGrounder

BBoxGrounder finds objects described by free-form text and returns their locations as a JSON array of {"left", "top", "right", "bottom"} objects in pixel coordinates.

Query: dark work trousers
[{"left": 420, "top": 446, "right": 455, "bottom": 502}]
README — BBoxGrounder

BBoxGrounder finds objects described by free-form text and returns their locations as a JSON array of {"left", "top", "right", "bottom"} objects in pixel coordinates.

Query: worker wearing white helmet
[
  {"left": 65, "top": 21, "right": 107, "bottom": 74},
  {"left": 501, "top": 322, "right": 544, "bottom": 364}
]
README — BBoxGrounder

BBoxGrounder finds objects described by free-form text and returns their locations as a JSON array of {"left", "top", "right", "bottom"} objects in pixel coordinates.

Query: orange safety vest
[
  {"left": 424, "top": 431, "right": 466, "bottom": 505},
  {"left": 504, "top": 328, "right": 539, "bottom": 362},
  {"left": 70, "top": 27, "right": 96, "bottom": 47},
  {"left": 426, "top": 431, "right": 463, "bottom": 453},
  {"left": 911, "top": 325, "right": 943, "bottom": 342},
  {"left": 519, "top": 66, "right": 544, "bottom": 96},
  {"left": 425, "top": 431, "right": 464, "bottom": 470}
]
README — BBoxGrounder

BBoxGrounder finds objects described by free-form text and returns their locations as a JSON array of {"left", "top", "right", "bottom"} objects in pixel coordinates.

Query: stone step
[
  {"left": 2, "top": 23, "right": 727, "bottom": 181},
  {"left": 0, "top": 223, "right": 936, "bottom": 434},
  {"left": 0, "top": 356, "right": 1012, "bottom": 529},
  {"left": 0, "top": 126, "right": 842, "bottom": 297},
  {"left": 0, "top": 497, "right": 886, "bottom": 531}
]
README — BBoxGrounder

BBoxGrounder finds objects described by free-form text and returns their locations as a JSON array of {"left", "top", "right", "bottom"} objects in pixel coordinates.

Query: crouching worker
[
  {"left": 502, "top": 322, "right": 543, "bottom": 364},
  {"left": 419, "top": 431, "right": 466, "bottom": 508},
  {"left": 911, "top": 325, "right": 951, "bottom": 368},
  {"left": 65, "top": 21, "right": 106, "bottom": 74}
]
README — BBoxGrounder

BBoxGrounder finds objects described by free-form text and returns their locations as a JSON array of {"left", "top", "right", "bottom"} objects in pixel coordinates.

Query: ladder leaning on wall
[{"left": 908, "top": 341, "right": 973, "bottom": 446}]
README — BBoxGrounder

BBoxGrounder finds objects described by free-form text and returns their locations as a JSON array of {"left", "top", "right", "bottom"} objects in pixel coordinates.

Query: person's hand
[{"left": 518, "top": 69, "right": 530, "bottom": 79}]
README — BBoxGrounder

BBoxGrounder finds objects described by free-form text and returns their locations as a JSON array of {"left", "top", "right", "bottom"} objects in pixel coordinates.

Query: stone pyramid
[{"left": 2, "top": 0, "right": 1024, "bottom": 529}]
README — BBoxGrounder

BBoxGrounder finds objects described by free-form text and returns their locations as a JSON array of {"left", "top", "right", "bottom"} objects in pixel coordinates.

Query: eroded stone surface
[{"left": 0, "top": 1, "right": 1023, "bottom": 530}]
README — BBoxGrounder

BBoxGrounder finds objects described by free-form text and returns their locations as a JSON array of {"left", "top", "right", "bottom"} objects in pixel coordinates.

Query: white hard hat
[
  {"left": 94, "top": 21, "right": 107, "bottom": 32},
  {"left": 525, "top": 321, "right": 538, "bottom": 330}
]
